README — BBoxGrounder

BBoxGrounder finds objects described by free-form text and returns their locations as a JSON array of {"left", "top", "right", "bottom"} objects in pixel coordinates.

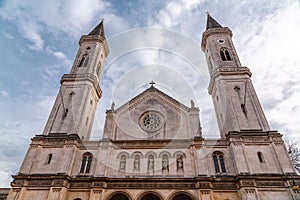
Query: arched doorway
[
  {"left": 141, "top": 193, "right": 161, "bottom": 200},
  {"left": 109, "top": 193, "right": 130, "bottom": 200},
  {"left": 172, "top": 193, "right": 193, "bottom": 200}
]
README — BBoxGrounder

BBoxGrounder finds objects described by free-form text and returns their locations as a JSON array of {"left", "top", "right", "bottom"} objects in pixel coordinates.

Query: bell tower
[
  {"left": 42, "top": 20, "right": 109, "bottom": 140},
  {"left": 201, "top": 14, "right": 270, "bottom": 137}
]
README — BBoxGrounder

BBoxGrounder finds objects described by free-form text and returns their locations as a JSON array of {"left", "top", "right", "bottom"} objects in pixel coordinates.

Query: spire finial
[
  {"left": 111, "top": 101, "right": 115, "bottom": 111},
  {"left": 205, "top": 13, "right": 223, "bottom": 30},
  {"left": 205, "top": 11, "right": 210, "bottom": 15},
  {"left": 88, "top": 19, "right": 106, "bottom": 38}
]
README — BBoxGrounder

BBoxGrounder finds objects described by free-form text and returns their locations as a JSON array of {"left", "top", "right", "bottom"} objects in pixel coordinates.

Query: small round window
[{"left": 140, "top": 111, "right": 164, "bottom": 132}]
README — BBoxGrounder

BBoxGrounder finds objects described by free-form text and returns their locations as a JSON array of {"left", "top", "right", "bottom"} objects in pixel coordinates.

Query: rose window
[{"left": 140, "top": 112, "right": 164, "bottom": 132}]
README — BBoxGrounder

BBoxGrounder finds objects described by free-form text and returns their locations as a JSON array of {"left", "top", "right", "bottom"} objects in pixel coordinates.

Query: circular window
[
  {"left": 218, "top": 39, "right": 225, "bottom": 44},
  {"left": 140, "top": 111, "right": 164, "bottom": 132}
]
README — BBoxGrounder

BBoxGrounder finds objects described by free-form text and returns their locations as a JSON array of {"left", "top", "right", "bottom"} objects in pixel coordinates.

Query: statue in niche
[
  {"left": 176, "top": 155, "right": 184, "bottom": 171},
  {"left": 148, "top": 155, "right": 154, "bottom": 172},
  {"left": 162, "top": 155, "right": 169, "bottom": 171},
  {"left": 120, "top": 155, "right": 126, "bottom": 171},
  {"left": 133, "top": 155, "right": 140, "bottom": 171}
]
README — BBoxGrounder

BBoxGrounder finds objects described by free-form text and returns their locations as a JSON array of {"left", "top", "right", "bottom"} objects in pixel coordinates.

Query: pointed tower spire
[
  {"left": 88, "top": 18, "right": 106, "bottom": 38},
  {"left": 206, "top": 13, "right": 222, "bottom": 30}
]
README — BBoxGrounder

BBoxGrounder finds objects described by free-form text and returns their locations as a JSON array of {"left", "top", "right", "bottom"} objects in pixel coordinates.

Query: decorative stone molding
[
  {"left": 239, "top": 180, "right": 255, "bottom": 187},
  {"left": 245, "top": 189, "right": 255, "bottom": 194},
  {"left": 93, "top": 189, "right": 102, "bottom": 194},
  {"left": 60, "top": 73, "right": 102, "bottom": 98},
  {"left": 93, "top": 182, "right": 104, "bottom": 187},
  {"left": 53, "top": 180, "right": 64, "bottom": 187},
  {"left": 79, "top": 35, "right": 109, "bottom": 57},
  {"left": 106, "top": 182, "right": 196, "bottom": 189},
  {"left": 12, "top": 188, "right": 21, "bottom": 193},
  {"left": 256, "top": 181, "right": 285, "bottom": 187},
  {"left": 52, "top": 187, "right": 61, "bottom": 192},
  {"left": 198, "top": 182, "right": 211, "bottom": 189},
  {"left": 212, "top": 183, "right": 237, "bottom": 190},
  {"left": 201, "top": 190, "right": 210, "bottom": 195},
  {"left": 70, "top": 182, "right": 92, "bottom": 188},
  {"left": 116, "top": 89, "right": 190, "bottom": 118},
  {"left": 28, "top": 180, "right": 52, "bottom": 187},
  {"left": 201, "top": 27, "right": 233, "bottom": 50}
]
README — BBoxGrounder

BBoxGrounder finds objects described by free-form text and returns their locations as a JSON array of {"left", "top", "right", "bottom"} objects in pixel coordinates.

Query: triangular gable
[{"left": 114, "top": 86, "right": 190, "bottom": 117}]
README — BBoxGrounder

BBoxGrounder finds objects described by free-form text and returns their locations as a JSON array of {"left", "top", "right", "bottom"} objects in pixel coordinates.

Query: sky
[{"left": 0, "top": 0, "right": 300, "bottom": 187}]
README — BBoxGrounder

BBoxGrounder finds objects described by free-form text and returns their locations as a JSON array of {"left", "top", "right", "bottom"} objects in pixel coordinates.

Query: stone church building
[{"left": 6, "top": 15, "right": 300, "bottom": 200}]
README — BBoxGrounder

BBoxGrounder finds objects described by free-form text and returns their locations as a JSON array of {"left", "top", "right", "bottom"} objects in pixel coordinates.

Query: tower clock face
[{"left": 139, "top": 111, "right": 164, "bottom": 132}]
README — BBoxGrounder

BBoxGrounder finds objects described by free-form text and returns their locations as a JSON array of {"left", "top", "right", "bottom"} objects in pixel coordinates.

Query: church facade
[{"left": 6, "top": 15, "right": 300, "bottom": 200}]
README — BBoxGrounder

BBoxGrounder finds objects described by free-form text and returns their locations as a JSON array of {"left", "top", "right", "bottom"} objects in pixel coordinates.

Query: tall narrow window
[
  {"left": 220, "top": 51, "right": 226, "bottom": 61},
  {"left": 46, "top": 153, "right": 52, "bottom": 164},
  {"left": 219, "top": 155, "right": 226, "bottom": 172},
  {"left": 213, "top": 155, "right": 220, "bottom": 173},
  {"left": 257, "top": 152, "right": 264, "bottom": 163},
  {"left": 83, "top": 56, "right": 89, "bottom": 67},
  {"left": 80, "top": 153, "right": 93, "bottom": 173},
  {"left": 78, "top": 54, "right": 89, "bottom": 67},
  {"left": 225, "top": 50, "right": 231, "bottom": 60},
  {"left": 213, "top": 152, "right": 226, "bottom": 173},
  {"left": 96, "top": 61, "right": 102, "bottom": 77},
  {"left": 220, "top": 48, "right": 232, "bottom": 61}
]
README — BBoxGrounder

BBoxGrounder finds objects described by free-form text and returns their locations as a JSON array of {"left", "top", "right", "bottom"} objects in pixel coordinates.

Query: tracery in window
[
  {"left": 78, "top": 54, "right": 89, "bottom": 67},
  {"left": 80, "top": 153, "right": 92, "bottom": 173},
  {"left": 220, "top": 48, "right": 232, "bottom": 61},
  {"left": 139, "top": 111, "right": 164, "bottom": 132},
  {"left": 213, "top": 151, "right": 226, "bottom": 173}
]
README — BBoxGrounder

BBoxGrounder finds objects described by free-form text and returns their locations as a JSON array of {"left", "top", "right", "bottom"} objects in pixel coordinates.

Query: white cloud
[
  {"left": 235, "top": 1, "right": 300, "bottom": 140},
  {"left": 0, "top": 0, "right": 112, "bottom": 50},
  {"left": 2, "top": 31, "right": 13, "bottom": 40},
  {"left": 0, "top": 90, "right": 10, "bottom": 99}
]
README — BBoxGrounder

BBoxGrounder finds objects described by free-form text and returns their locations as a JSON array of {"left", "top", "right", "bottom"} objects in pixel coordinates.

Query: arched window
[
  {"left": 133, "top": 155, "right": 140, "bottom": 171},
  {"left": 96, "top": 61, "right": 102, "bottom": 77},
  {"left": 220, "top": 48, "right": 231, "bottom": 61},
  {"left": 119, "top": 155, "right": 126, "bottom": 171},
  {"left": 46, "top": 153, "right": 52, "bottom": 164},
  {"left": 148, "top": 155, "right": 155, "bottom": 172},
  {"left": 257, "top": 152, "right": 264, "bottom": 163},
  {"left": 162, "top": 154, "right": 169, "bottom": 171},
  {"left": 80, "top": 153, "right": 92, "bottom": 173},
  {"left": 141, "top": 193, "right": 161, "bottom": 200},
  {"left": 176, "top": 154, "right": 184, "bottom": 171},
  {"left": 109, "top": 193, "right": 130, "bottom": 200},
  {"left": 172, "top": 194, "right": 193, "bottom": 200},
  {"left": 78, "top": 54, "right": 89, "bottom": 67},
  {"left": 213, "top": 151, "right": 226, "bottom": 173}
]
